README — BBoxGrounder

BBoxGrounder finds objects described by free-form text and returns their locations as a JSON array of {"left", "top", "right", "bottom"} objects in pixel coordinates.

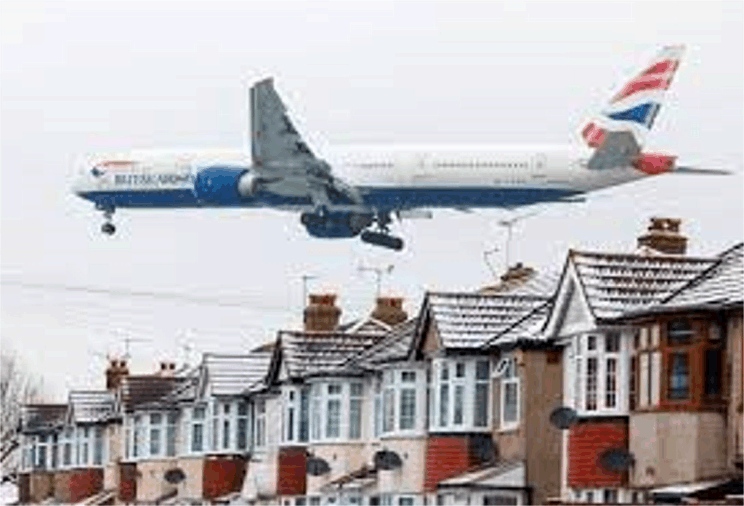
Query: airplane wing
[{"left": 249, "top": 78, "right": 363, "bottom": 208}]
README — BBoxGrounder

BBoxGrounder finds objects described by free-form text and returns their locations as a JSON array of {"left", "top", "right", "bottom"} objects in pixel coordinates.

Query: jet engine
[
  {"left": 300, "top": 211, "right": 374, "bottom": 238},
  {"left": 237, "top": 171, "right": 263, "bottom": 197}
]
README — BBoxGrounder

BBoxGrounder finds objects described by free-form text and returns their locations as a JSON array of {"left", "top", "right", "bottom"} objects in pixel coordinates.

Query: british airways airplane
[{"left": 72, "top": 46, "right": 726, "bottom": 250}]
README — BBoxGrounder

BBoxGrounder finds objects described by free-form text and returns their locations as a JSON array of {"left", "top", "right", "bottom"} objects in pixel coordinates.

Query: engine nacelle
[
  {"left": 194, "top": 167, "right": 247, "bottom": 204},
  {"left": 301, "top": 211, "right": 374, "bottom": 238},
  {"left": 237, "top": 171, "right": 262, "bottom": 197},
  {"left": 632, "top": 153, "right": 676, "bottom": 175}
]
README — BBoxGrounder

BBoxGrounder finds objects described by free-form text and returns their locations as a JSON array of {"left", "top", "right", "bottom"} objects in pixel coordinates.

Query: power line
[{"left": 1, "top": 278, "right": 294, "bottom": 313}]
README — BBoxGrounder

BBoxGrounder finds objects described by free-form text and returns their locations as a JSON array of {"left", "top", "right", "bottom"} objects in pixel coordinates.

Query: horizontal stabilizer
[
  {"left": 397, "top": 209, "right": 433, "bottom": 219},
  {"left": 674, "top": 166, "right": 733, "bottom": 175}
]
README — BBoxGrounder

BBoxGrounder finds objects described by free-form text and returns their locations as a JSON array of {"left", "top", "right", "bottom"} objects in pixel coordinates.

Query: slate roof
[
  {"left": 423, "top": 292, "right": 551, "bottom": 349},
  {"left": 343, "top": 318, "right": 418, "bottom": 369},
  {"left": 21, "top": 404, "right": 67, "bottom": 433},
  {"left": 659, "top": 243, "right": 743, "bottom": 310},
  {"left": 479, "top": 269, "right": 560, "bottom": 297},
  {"left": 202, "top": 352, "right": 272, "bottom": 397},
  {"left": 279, "top": 330, "right": 385, "bottom": 379},
  {"left": 119, "top": 375, "right": 190, "bottom": 413},
  {"left": 68, "top": 390, "right": 116, "bottom": 424},
  {"left": 569, "top": 250, "right": 717, "bottom": 320},
  {"left": 483, "top": 300, "right": 554, "bottom": 349}
]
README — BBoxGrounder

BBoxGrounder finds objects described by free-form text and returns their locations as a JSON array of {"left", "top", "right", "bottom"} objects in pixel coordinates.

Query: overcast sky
[{"left": 1, "top": 0, "right": 742, "bottom": 401}]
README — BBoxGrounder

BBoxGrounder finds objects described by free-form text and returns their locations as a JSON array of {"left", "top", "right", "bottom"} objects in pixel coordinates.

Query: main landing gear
[
  {"left": 99, "top": 207, "right": 116, "bottom": 235},
  {"left": 360, "top": 212, "right": 404, "bottom": 251}
]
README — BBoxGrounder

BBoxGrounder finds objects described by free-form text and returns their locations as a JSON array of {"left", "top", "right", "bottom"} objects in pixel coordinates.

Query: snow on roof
[
  {"left": 484, "top": 300, "right": 554, "bottom": 349},
  {"left": 68, "top": 390, "right": 116, "bottom": 424},
  {"left": 424, "top": 292, "right": 550, "bottom": 349},
  {"left": 438, "top": 460, "right": 526, "bottom": 488},
  {"left": 343, "top": 318, "right": 418, "bottom": 369},
  {"left": 21, "top": 404, "right": 67, "bottom": 433},
  {"left": 279, "top": 330, "right": 385, "bottom": 379},
  {"left": 479, "top": 268, "right": 560, "bottom": 297},
  {"left": 569, "top": 250, "right": 716, "bottom": 320},
  {"left": 202, "top": 352, "right": 272, "bottom": 397}
]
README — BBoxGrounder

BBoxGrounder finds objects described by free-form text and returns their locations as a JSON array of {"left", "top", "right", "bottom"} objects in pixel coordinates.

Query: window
[
  {"left": 605, "top": 358, "right": 617, "bottom": 408},
  {"left": 166, "top": 412, "right": 177, "bottom": 456},
  {"left": 629, "top": 356, "right": 637, "bottom": 411},
  {"left": 483, "top": 496, "right": 518, "bottom": 505},
  {"left": 222, "top": 404, "right": 231, "bottom": 450},
  {"left": 574, "top": 356, "right": 582, "bottom": 410},
  {"left": 586, "top": 491, "right": 594, "bottom": 503},
  {"left": 286, "top": 390, "right": 296, "bottom": 442},
  {"left": 374, "top": 380, "right": 382, "bottom": 438},
  {"left": 350, "top": 383, "right": 363, "bottom": 439},
  {"left": 587, "top": 335, "right": 597, "bottom": 351},
  {"left": 605, "top": 332, "right": 620, "bottom": 352},
  {"left": 326, "top": 384, "right": 342, "bottom": 439},
  {"left": 667, "top": 319, "right": 693, "bottom": 344},
  {"left": 255, "top": 400, "right": 266, "bottom": 448},
  {"left": 384, "top": 386, "right": 395, "bottom": 433},
  {"left": 63, "top": 428, "right": 72, "bottom": 466},
  {"left": 668, "top": 352, "right": 690, "bottom": 400},
  {"left": 439, "top": 362, "right": 449, "bottom": 427},
  {"left": 501, "top": 357, "right": 519, "bottom": 428},
  {"left": 474, "top": 360, "right": 490, "bottom": 427},
  {"left": 603, "top": 489, "right": 617, "bottom": 503},
  {"left": 191, "top": 406, "right": 205, "bottom": 452},
  {"left": 133, "top": 415, "right": 144, "bottom": 458},
  {"left": 400, "top": 388, "right": 416, "bottom": 430},
  {"left": 398, "top": 497, "right": 415, "bottom": 506},
  {"left": 37, "top": 435, "right": 47, "bottom": 470},
  {"left": 51, "top": 434, "right": 58, "bottom": 469},
  {"left": 237, "top": 402, "right": 249, "bottom": 450},
  {"left": 299, "top": 387, "right": 310, "bottom": 442},
  {"left": 79, "top": 426, "right": 90, "bottom": 466},
  {"left": 93, "top": 426, "right": 104, "bottom": 465},
  {"left": 705, "top": 347, "right": 722, "bottom": 396},
  {"left": 586, "top": 357, "right": 598, "bottom": 411},
  {"left": 150, "top": 413, "right": 162, "bottom": 456},
  {"left": 453, "top": 385, "right": 464, "bottom": 425}
]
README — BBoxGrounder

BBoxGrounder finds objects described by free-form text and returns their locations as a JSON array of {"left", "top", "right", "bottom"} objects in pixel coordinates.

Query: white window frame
[
  {"left": 500, "top": 356, "right": 520, "bottom": 430},
  {"left": 254, "top": 399, "right": 267, "bottom": 449},
  {"left": 93, "top": 426, "right": 105, "bottom": 465},
  {"left": 349, "top": 382, "right": 363, "bottom": 440},
  {"left": 237, "top": 401, "right": 250, "bottom": 451},
  {"left": 62, "top": 427, "right": 73, "bottom": 467},
  {"left": 474, "top": 359, "right": 491, "bottom": 428},
  {"left": 432, "top": 358, "right": 492, "bottom": 432},
  {"left": 190, "top": 405, "right": 207, "bottom": 454}
]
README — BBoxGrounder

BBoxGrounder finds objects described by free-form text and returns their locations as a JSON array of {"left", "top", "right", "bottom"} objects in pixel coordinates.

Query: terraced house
[{"left": 17, "top": 219, "right": 743, "bottom": 505}]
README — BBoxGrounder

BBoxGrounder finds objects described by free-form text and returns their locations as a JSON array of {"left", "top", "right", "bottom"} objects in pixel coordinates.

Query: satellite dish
[
  {"left": 164, "top": 468, "right": 186, "bottom": 484},
  {"left": 374, "top": 450, "right": 402, "bottom": 470},
  {"left": 306, "top": 457, "right": 330, "bottom": 476},
  {"left": 549, "top": 407, "right": 578, "bottom": 430},
  {"left": 599, "top": 448, "right": 635, "bottom": 472}
]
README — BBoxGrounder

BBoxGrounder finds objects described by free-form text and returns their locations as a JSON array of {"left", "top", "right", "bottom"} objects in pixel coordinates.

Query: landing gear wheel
[
  {"left": 101, "top": 222, "right": 116, "bottom": 235},
  {"left": 361, "top": 230, "right": 404, "bottom": 251}
]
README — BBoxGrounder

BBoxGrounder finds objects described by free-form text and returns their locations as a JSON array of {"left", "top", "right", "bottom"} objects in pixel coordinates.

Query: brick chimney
[
  {"left": 105, "top": 359, "right": 129, "bottom": 391},
  {"left": 371, "top": 297, "right": 408, "bottom": 326},
  {"left": 480, "top": 263, "right": 535, "bottom": 293},
  {"left": 637, "top": 217, "right": 687, "bottom": 255},
  {"left": 304, "top": 294, "right": 342, "bottom": 332},
  {"left": 157, "top": 361, "right": 177, "bottom": 377}
]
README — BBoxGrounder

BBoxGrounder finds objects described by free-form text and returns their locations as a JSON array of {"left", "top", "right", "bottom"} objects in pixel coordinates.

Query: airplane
[{"left": 72, "top": 45, "right": 730, "bottom": 251}]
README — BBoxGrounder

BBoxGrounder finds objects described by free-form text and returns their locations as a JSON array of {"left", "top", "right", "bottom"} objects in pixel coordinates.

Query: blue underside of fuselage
[{"left": 78, "top": 186, "right": 580, "bottom": 211}]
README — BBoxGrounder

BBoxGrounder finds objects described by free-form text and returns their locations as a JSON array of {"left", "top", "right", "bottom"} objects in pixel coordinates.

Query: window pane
[
  {"left": 150, "top": 413, "right": 162, "bottom": 425},
  {"left": 453, "top": 385, "right": 464, "bottom": 425},
  {"left": 299, "top": 388, "right": 310, "bottom": 442},
  {"left": 311, "top": 398, "right": 321, "bottom": 440},
  {"left": 328, "top": 384, "right": 342, "bottom": 395},
  {"left": 587, "top": 335, "right": 596, "bottom": 351},
  {"left": 669, "top": 352, "right": 690, "bottom": 399},
  {"left": 166, "top": 424, "right": 176, "bottom": 457},
  {"left": 455, "top": 362, "right": 465, "bottom": 378},
  {"left": 193, "top": 407, "right": 206, "bottom": 420},
  {"left": 439, "top": 384, "right": 449, "bottom": 427},
  {"left": 474, "top": 383, "right": 489, "bottom": 427},
  {"left": 503, "top": 382, "right": 518, "bottom": 424},
  {"left": 668, "top": 320, "right": 693, "bottom": 344},
  {"left": 606, "top": 332, "right": 620, "bottom": 352},
  {"left": 401, "top": 371, "right": 416, "bottom": 383},
  {"left": 287, "top": 407, "right": 295, "bottom": 441},
  {"left": 237, "top": 418, "right": 248, "bottom": 450},
  {"left": 440, "top": 363, "right": 449, "bottom": 381},
  {"left": 400, "top": 389, "right": 416, "bottom": 430},
  {"left": 476, "top": 360, "right": 490, "bottom": 380},
  {"left": 94, "top": 427, "right": 104, "bottom": 465},
  {"left": 238, "top": 402, "right": 248, "bottom": 416},
  {"left": 150, "top": 428, "right": 161, "bottom": 456},
  {"left": 192, "top": 424, "right": 203, "bottom": 452},
  {"left": 605, "top": 358, "right": 617, "bottom": 408},
  {"left": 383, "top": 389, "right": 395, "bottom": 433},
  {"left": 349, "top": 399, "right": 362, "bottom": 439},
  {"left": 586, "top": 357, "right": 598, "bottom": 411},
  {"left": 223, "top": 420, "right": 230, "bottom": 449},
  {"left": 351, "top": 382, "right": 364, "bottom": 396},
  {"left": 326, "top": 399, "right": 341, "bottom": 438}
]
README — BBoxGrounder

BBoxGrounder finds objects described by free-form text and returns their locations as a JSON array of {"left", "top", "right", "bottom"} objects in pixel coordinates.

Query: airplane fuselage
[{"left": 73, "top": 144, "right": 644, "bottom": 213}]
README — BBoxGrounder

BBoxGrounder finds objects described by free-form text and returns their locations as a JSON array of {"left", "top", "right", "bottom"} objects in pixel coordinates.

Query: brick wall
[
  {"left": 28, "top": 471, "right": 54, "bottom": 503},
  {"left": 18, "top": 473, "right": 30, "bottom": 504},
  {"left": 202, "top": 455, "right": 247, "bottom": 501},
  {"left": 277, "top": 447, "right": 307, "bottom": 496},
  {"left": 424, "top": 435, "right": 481, "bottom": 492},
  {"left": 118, "top": 463, "right": 137, "bottom": 503},
  {"left": 54, "top": 468, "right": 104, "bottom": 503},
  {"left": 567, "top": 418, "right": 628, "bottom": 488}
]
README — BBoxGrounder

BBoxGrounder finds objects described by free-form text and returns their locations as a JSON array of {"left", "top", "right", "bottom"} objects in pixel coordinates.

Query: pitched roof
[
  {"left": 569, "top": 250, "right": 716, "bottom": 320},
  {"left": 423, "top": 292, "right": 550, "bottom": 349},
  {"left": 119, "top": 375, "right": 189, "bottom": 413},
  {"left": 659, "top": 243, "right": 744, "bottom": 310},
  {"left": 68, "top": 390, "right": 116, "bottom": 424},
  {"left": 279, "top": 330, "right": 385, "bottom": 379},
  {"left": 343, "top": 318, "right": 418, "bottom": 369},
  {"left": 438, "top": 460, "right": 526, "bottom": 489},
  {"left": 202, "top": 352, "right": 273, "bottom": 397},
  {"left": 483, "top": 300, "right": 554, "bottom": 349},
  {"left": 21, "top": 404, "right": 67, "bottom": 433},
  {"left": 479, "top": 268, "right": 560, "bottom": 297}
]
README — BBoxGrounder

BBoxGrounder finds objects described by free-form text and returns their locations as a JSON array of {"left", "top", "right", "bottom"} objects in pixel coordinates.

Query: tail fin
[{"left": 581, "top": 45, "right": 685, "bottom": 149}]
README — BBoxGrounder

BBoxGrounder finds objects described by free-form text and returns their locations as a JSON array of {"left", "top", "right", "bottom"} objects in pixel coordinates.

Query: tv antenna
[
  {"left": 300, "top": 274, "right": 318, "bottom": 307},
  {"left": 358, "top": 264, "right": 394, "bottom": 299},
  {"left": 496, "top": 210, "right": 541, "bottom": 269},
  {"left": 114, "top": 333, "right": 152, "bottom": 360},
  {"left": 483, "top": 247, "right": 500, "bottom": 282}
]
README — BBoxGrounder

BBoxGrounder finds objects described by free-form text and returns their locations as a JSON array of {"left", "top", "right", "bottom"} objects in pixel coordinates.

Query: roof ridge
[{"left": 571, "top": 249, "right": 717, "bottom": 263}]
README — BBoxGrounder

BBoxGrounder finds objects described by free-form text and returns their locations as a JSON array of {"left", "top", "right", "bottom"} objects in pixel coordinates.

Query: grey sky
[{"left": 1, "top": 0, "right": 742, "bottom": 401}]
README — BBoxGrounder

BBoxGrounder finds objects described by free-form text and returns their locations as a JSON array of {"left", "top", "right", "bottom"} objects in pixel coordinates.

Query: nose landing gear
[{"left": 100, "top": 207, "right": 116, "bottom": 235}]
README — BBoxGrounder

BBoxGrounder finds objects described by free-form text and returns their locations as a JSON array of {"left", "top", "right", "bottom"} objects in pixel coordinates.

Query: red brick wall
[
  {"left": 118, "top": 463, "right": 137, "bottom": 503},
  {"left": 277, "top": 447, "right": 307, "bottom": 496},
  {"left": 54, "top": 468, "right": 103, "bottom": 503},
  {"left": 568, "top": 419, "right": 628, "bottom": 488},
  {"left": 18, "top": 473, "right": 30, "bottom": 504},
  {"left": 202, "top": 455, "right": 247, "bottom": 501},
  {"left": 424, "top": 435, "right": 481, "bottom": 492}
]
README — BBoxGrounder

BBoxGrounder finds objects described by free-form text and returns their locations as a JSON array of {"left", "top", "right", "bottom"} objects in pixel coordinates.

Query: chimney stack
[
  {"left": 157, "top": 361, "right": 177, "bottom": 377},
  {"left": 105, "top": 359, "right": 129, "bottom": 391},
  {"left": 371, "top": 297, "right": 408, "bottom": 327},
  {"left": 480, "top": 263, "right": 536, "bottom": 293},
  {"left": 637, "top": 217, "right": 687, "bottom": 255},
  {"left": 304, "top": 294, "right": 342, "bottom": 332}
]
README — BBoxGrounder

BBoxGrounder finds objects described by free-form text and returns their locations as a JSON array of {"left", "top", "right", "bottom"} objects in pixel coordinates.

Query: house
[{"left": 617, "top": 242, "right": 743, "bottom": 504}]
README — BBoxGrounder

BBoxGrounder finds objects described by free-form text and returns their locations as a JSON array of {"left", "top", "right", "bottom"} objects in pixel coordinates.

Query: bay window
[
  {"left": 150, "top": 413, "right": 163, "bottom": 456},
  {"left": 432, "top": 358, "right": 492, "bottom": 432},
  {"left": 37, "top": 435, "right": 47, "bottom": 469},
  {"left": 93, "top": 426, "right": 104, "bottom": 465},
  {"left": 474, "top": 360, "right": 490, "bottom": 427},
  {"left": 665, "top": 319, "right": 693, "bottom": 402},
  {"left": 166, "top": 413, "right": 178, "bottom": 456},
  {"left": 63, "top": 428, "right": 73, "bottom": 466},
  {"left": 325, "top": 384, "right": 342, "bottom": 439}
]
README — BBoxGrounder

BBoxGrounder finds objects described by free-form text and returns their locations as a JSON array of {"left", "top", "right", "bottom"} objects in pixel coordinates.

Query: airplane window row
[
  {"left": 434, "top": 162, "right": 529, "bottom": 169},
  {"left": 357, "top": 163, "right": 394, "bottom": 169}
]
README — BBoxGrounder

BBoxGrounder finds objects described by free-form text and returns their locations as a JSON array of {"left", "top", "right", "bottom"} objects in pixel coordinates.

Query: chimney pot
[
  {"left": 638, "top": 217, "right": 687, "bottom": 255},
  {"left": 304, "top": 293, "right": 342, "bottom": 332},
  {"left": 372, "top": 296, "right": 408, "bottom": 326}
]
